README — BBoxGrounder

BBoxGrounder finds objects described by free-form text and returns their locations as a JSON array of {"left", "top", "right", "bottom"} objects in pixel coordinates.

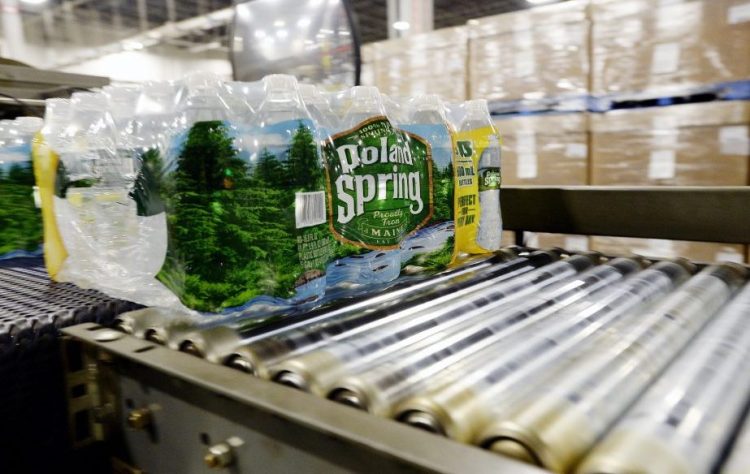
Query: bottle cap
[
  {"left": 413, "top": 94, "right": 443, "bottom": 112},
  {"left": 71, "top": 91, "right": 108, "bottom": 110},
  {"left": 137, "top": 81, "right": 179, "bottom": 115},
  {"left": 14, "top": 117, "right": 44, "bottom": 134},
  {"left": 298, "top": 83, "right": 324, "bottom": 104},
  {"left": 351, "top": 85, "right": 381, "bottom": 102},
  {"left": 263, "top": 74, "right": 298, "bottom": 92}
]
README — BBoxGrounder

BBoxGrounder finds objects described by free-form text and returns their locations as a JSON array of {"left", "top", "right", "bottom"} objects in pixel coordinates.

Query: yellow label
[
  {"left": 31, "top": 133, "right": 67, "bottom": 280},
  {"left": 453, "top": 125, "right": 501, "bottom": 255}
]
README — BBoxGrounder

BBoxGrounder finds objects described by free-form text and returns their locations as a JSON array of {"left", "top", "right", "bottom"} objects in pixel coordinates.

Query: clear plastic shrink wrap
[{"left": 33, "top": 74, "right": 503, "bottom": 318}]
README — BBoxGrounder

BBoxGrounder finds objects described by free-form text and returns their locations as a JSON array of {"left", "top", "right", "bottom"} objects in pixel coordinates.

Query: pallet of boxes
[
  {"left": 589, "top": 0, "right": 750, "bottom": 264},
  {"left": 467, "top": 0, "right": 592, "bottom": 252}
]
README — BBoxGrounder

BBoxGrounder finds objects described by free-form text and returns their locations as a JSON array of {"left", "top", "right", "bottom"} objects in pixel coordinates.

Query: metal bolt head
[
  {"left": 127, "top": 408, "right": 152, "bottom": 430},
  {"left": 204, "top": 443, "right": 234, "bottom": 469},
  {"left": 204, "top": 453, "right": 220, "bottom": 469}
]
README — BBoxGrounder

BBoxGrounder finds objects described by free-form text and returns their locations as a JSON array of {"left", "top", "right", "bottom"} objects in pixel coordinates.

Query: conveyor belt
[
  {"left": 0, "top": 257, "right": 140, "bottom": 473},
  {"left": 0, "top": 258, "right": 140, "bottom": 350}
]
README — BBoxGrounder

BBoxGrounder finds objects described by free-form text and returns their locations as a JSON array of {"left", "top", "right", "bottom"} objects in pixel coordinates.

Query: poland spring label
[{"left": 323, "top": 116, "right": 434, "bottom": 249}]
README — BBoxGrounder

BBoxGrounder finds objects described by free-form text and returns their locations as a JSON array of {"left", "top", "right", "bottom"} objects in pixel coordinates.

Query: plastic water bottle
[
  {"left": 299, "top": 83, "right": 338, "bottom": 134},
  {"left": 341, "top": 85, "right": 388, "bottom": 129},
  {"left": 459, "top": 99, "right": 502, "bottom": 251},
  {"left": 178, "top": 72, "right": 231, "bottom": 124},
  {"left": 104, "top": 85, "right": 142, "bottom": 184}
]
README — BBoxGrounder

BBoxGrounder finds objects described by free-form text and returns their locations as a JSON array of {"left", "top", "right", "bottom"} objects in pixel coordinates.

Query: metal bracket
[
  {"left": 63, "top": 323, "right": 549, "bottom": 474},
  {"left": 61, "top": 330, "right": 122, "bottom": 448}
]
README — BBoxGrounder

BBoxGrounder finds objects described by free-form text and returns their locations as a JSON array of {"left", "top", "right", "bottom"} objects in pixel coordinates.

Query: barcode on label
[{"left": 295, "top": 191, "right": 327, "bottom": 229}]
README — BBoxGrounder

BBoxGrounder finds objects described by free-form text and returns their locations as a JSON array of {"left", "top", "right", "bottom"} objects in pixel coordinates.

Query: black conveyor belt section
[{"left": 0, "top": 257, "right": 141, "bottom": 473}]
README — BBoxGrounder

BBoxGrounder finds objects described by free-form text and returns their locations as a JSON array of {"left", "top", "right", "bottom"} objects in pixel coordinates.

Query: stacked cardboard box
[
  {"left": 496, "top": 112, "right": 590, "bottom": 251},
  {"left": 495, "top": 113, "right": 589, "bottom": 186},
  {"left": 502, "top": 232, "right": 590, "bottom": 252},
  {"left": 590, "top": 101, "right": 749, "bottom": 263},
  {"left": 592, "top": 0, "right": 750, "bottom": 95},
  {"left": 590, "top": 101, "right": 750, "bottom": 186},
  {"left": 468, "top": 0, "right": 590, "bottom": 102},
  {"left": 365, "top": 27, "right": 467, "bottom": 101},
  {"left": 590, "top": 237, "right": 746, "bottom": 264}
]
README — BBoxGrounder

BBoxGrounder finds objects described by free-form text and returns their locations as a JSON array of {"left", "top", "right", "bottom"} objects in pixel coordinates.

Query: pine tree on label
[
  {"left": 130, "top": 148, "right": 166, "bottom": 216},
  {"left": 159, "top": 120, "right": 251, "bottom": 311},
  {"left": 157, "top": 120, "right": 333, "bottom": 311},
  {"left": 287, "top": 121, "right": 323, "bottom": 191},
  {"left": 0, "top": 160, "right": 41, "bottom": 254}
]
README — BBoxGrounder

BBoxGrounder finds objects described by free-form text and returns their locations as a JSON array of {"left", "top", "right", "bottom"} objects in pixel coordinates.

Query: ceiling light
[
  {"left": 236, "top": 4, "right": 251, "bottom": 21},
  {"left": 276, "top": 29, "right": 288, "bottom": 39},
  {"left": 526, "top": 0, "right": 558, "bottom": 4},
  {"left": 297, "top": 17, "right": 311, "bottom": 28},
  {"left": 254, "top": 30, "right": 266, "bottom": 39},
  {"left": 393, "top": 21, "right": 410, "bottom": 31},
  {"left": 273, "top": 19, "right": 285, "bottom": 27},
  {"left": 20, "top": 0, "right": 48, "bottom": 5}
]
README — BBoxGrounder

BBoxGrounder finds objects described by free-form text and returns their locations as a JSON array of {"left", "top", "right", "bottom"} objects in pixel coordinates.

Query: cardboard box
[
  {"left": 590, "top": 101, "right": 750, "bottom": 185},
  {"left": 591, "top": 0, "right": 750, "bottom": 95},
  {"left": 495, "top": 113, "right": 589, "bottom": 185},
  {"left": 590, "top": 237, "right": 747, "bottom": 264},
  {"left": 468, "top": 0, "right": 590, "bottom": 101},
  {"left": 502, "top": 231, "right": 590, "bottom": 252},
  {"left": 367, "top": 27, "right": 467, "bottom": 101}
]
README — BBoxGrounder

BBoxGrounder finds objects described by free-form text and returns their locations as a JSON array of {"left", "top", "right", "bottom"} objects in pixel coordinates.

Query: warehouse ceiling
[
  {"left": 5, "top": 0, "right": 544, "bottom": 68},
  {"left": 352, "top": 0, "right": 542, "bottom": 42}
]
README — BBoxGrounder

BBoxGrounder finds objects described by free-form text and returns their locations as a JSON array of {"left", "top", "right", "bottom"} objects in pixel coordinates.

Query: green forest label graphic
[
  {"left": 147, "top": 120, "right": 329, "bottom": 312},
  {"left": 0, "top": 151, "right": 42, "bottom": 255},
  {"left": 322, "top": 116, "right": 433, "bottom": 249}
]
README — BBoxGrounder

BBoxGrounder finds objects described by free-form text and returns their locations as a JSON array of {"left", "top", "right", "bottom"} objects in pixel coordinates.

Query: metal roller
[
  {"left": 113, "top": 307, "right": 199, "bottom": 339},
  {"left": 475, "top": 264, "right": 746, "bottom": 473},
  {"left": 722, "top": 404, "right": 750, "bottom": 474},
  {"left": 323, "top": 258, "right": 656, "bottom": 410},
  {"left": 177, "top": 249, "right": 560, "bottom": 370},
  {"left": 271, "top": 254, "right": 604, "bottom": 395},
  {"left": 578, "top": 282, "right": 750, "bottom": 474},
  {"left": 390, "top": 260, "right": 691, "bottom": 440}
]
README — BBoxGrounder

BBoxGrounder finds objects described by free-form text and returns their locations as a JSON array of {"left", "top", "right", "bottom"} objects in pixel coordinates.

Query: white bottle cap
[
  {"left": 465, "top": 99, "right": 488, "bottom": 114},
  {"left": 298, "top": 83, "right": 324, "bottom": 104},
  {"left": 413, "top": 94, "right": 443, "bottom": 112},
  {"left": 14, "top": 116, "right": 44, "bottom": 134},
  {"left": 71, "top": 91, "right": 108, "bottom": 110},
  {"left": 137, "top": 81, "right": 179, "bottom": 115},
  {"left": 263, "top": 74, "right": 298, "bottom": 92},
  {"left": 107, "top": 88, "right": 141, "bottom": 123},
  {"left": 184, "top": 71, "right": 222, "bottom": 90},
  {"left": 351, "top": 86, "right": 381, "bottom": 102},
  {"left": 44, "top": 98, "right": 72, "bottom": 123}
]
